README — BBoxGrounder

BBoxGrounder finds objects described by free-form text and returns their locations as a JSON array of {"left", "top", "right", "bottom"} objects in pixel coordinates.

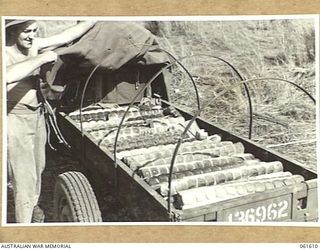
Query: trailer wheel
[{"left": 53, "top": 171, "right": 102, "bottom": 222}]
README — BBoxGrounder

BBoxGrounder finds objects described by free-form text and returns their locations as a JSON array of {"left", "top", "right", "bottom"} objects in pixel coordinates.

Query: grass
[{"left": 151, "top": 19, "right": 316, "bottom": 169}]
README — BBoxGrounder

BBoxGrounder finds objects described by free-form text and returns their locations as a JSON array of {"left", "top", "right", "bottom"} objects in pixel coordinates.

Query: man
[{"left": 5, "top": 19, "right": 96, "bottom": 223}]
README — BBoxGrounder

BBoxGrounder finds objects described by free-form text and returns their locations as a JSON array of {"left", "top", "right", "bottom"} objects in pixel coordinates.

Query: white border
[
  {"left": 2, "top": 15, "right": 8, "bottom": 226},
  {"left": 315, "top": 13, "right": 320, "bottom": 230},
  {"left": 2, "top": 14, "right": 319, "bottom": 227}
]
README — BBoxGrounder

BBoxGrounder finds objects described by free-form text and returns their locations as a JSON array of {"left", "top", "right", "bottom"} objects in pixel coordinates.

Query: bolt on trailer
[{"left": 47, "top": 22, "right": 317, "bottom": 222}]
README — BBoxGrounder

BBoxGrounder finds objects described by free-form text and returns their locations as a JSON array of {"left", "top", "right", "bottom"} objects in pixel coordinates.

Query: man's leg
[
  {"left": 32, "top": 112, "right": 47, "bottom": 222},
  {"left": 8, "top": 113, "right": 39, "bottom": 223}
]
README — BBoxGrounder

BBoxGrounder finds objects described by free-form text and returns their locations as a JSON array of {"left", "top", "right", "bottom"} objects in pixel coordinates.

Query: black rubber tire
[{"left": 53, "top": 171, "right": 102, "bottom": 222}]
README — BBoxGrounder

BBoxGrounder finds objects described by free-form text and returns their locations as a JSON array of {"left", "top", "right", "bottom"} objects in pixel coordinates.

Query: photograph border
[{"left": 1, "top": 0, "right": 320, "bottom": 243}]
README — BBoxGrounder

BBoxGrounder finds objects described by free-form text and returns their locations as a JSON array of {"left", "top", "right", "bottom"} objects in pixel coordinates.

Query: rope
[{"left": 37, "top": 81, "right": 71, "bottom": 150}]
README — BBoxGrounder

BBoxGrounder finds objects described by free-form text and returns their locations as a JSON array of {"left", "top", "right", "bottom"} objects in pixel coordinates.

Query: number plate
[{"left": 220, "top": 195, "right": 292, "bottom": 222}]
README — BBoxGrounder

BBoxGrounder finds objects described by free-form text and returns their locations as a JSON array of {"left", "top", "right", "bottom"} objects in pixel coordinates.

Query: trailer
[{"left": 50, "top": 56, "right": 317, "bottom": 223}]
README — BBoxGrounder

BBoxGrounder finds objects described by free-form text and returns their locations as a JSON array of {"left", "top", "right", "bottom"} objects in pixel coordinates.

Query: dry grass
[{"left": 151, "top": 19, "right": 316, "bottom": 169}]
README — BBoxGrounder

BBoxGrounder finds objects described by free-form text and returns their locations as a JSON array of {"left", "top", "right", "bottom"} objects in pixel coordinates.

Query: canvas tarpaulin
[{"left": 44, "top": 21, "right": 170, "bottom": 86}]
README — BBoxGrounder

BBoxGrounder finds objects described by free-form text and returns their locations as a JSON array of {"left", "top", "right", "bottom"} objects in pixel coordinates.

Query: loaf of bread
[
  {"left": 158, "top": 161, "right": 284, "bottom": 196},
  {"left": 173, "top": 174, "right": 304, "bottom": 209},
  {"left": 125, "top": 142, "right": 245, "bottom": 170}
]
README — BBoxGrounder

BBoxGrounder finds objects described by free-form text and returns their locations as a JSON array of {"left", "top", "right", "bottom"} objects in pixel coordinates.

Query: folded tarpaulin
[{"left": 44, "top": 22, "right": 170, "bottom": 85}]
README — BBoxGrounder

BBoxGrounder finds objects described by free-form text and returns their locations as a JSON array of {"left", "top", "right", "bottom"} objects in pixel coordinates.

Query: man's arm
[
  {"left": 6, "top": 51, "right": 57, "bottom": 84},
  {"left": 37, "top": 21, "right": 96, "bottom": 50}
]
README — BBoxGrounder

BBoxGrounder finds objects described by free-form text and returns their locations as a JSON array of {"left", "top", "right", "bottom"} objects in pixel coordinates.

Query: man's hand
[
  {"left": 38, "top": 21, "right": 97, "bottom": 51},
  {"left": 40, "top": 51, "right": 58, "bottom": 64}
]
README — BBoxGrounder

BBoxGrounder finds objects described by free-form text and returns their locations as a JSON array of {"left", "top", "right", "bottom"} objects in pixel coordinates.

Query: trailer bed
[{"left": 57, "top": 100, "right": 318, "bottom": 222}]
